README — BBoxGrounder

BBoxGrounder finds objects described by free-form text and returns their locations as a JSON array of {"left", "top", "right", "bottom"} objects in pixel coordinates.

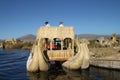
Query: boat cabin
[{"left": 36, "top": 25, "right": 75, "bottom": 61}]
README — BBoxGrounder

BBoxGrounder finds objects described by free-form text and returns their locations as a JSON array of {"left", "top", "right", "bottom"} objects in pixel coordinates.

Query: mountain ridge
[
  {"left": 76, "top": 34, "right": 120, "bottom": 40},
  {"left": 16, "top": 34, "right": 120, "bottom": 41},
  {"left": 17, "top": 34, "right": 36, "bottom": 41}
]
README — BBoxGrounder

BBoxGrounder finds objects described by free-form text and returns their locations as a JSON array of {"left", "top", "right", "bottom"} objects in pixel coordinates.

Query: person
[
  {"left": 45, "top": 21, "right": 50, "bottom": 27},
  {"left": 59, "top": 22, "right": 64, "bottom": 27}
]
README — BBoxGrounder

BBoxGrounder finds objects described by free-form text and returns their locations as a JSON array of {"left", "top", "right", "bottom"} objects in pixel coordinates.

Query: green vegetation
[
  {"left": 88, "top": 40, "right": 101, "bottom": 48},
  {"left": 3, "top": 41, "right": 34, "bottom": 50},
  {"left": 87, "top": 39, "right": 120, "bottom": 58},
  {"left": 90, "top": 48, "right": 120, "bottom": 57},
  {"left": 12, "top": 42, "right": 23, "bottom": 49}
]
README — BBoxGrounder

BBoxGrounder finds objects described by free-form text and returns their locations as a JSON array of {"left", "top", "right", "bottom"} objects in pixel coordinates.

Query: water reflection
[
  {"left": 27, "top": 68, "right": 87, "bottom": 80},
  {"left": 27, "top": 69, "right": 68, "bottom": 80},
  {"left": 63, "top": 68, "right": 83, "bottom": 80},
  {"left": 27, "top": 66, "right": 120, "bottom": 80},
  {"left": 28, "top": 71, "right": 48, "bottom": 80},
  {"left": 89, "top": 66, "right": 120, "bottom": 80}
]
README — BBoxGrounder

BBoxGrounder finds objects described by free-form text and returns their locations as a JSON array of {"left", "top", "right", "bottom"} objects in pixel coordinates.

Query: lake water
[{"left": 0, "top": 49, "right": 120, "bottom": 80}]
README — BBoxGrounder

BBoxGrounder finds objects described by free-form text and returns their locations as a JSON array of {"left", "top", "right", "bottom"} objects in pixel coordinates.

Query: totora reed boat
[{"left": 26, "top": 22, "right": 90, "bottom": 72}]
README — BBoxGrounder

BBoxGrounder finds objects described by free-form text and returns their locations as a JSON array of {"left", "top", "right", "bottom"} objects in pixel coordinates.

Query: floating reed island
[
  {"left": 90, "top": 49, "right": 120, "bottom": 70},
  {"left": 26, "top": 22, "right": 90, "bottom": 72}
]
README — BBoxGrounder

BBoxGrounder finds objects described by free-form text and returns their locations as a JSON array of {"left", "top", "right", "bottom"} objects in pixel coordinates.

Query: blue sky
[{"left": 0, "top": 0, "right": 120, "bottom": 39}]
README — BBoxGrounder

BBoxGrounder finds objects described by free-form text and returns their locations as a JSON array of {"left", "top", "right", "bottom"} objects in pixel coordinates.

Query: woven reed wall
[{"left": 47, "top": 50, "right": 74, "bottom": 61}]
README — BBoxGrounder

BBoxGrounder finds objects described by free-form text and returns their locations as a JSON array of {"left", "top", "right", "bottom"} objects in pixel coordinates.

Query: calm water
[{"left": 0, "top": 49, "right": 120, "bottom": 80}]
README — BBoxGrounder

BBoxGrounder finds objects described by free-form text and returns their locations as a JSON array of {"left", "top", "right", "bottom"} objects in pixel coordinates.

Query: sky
[{"left": 0, "top": 0, "right": 120, "bottom": 39}]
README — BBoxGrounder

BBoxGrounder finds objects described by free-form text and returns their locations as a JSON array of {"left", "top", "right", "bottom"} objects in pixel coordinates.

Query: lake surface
[{"left": 0, "top": 49, "right": 120, "bottom": 80}]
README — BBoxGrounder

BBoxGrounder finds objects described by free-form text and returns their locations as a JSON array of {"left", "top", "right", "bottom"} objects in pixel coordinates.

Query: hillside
[
  {"left": 17, "top": 34, "right": 36, "bottom": 41},
  {"left": 75, "top": 34, "right": 120, "bottom": 40},
  {"left": 16, "top": 34, "right": 120, "bottom": 41},
  {"left": 0, "top": 39, "right": 3, "bottom": 42}
]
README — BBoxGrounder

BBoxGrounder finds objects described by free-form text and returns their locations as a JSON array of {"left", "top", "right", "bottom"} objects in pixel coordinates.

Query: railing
[{"left": 47, "top": 50, "right": 74, "bottom": 61}]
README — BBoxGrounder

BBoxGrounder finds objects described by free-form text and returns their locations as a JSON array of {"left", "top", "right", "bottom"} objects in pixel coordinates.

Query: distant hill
[
  {"left": 17, "top": 34, "right": 120, "bottom": 41},
  {"left": 17, "top": 34, "right": 36, "bottom": 41},
  {"left": 0, "top": 39, "right": 3, "bottom": 41},
  {"left": 75, "top": 34, "right": 120, "bottom": 40}
]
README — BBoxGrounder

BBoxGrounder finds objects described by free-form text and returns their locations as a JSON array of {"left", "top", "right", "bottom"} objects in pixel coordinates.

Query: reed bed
[{"left": 89, "top": 47, "right": 120, "bottom": 58}]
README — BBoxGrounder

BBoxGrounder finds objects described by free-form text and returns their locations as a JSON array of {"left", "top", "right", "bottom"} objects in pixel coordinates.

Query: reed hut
[{"left": 36, "top": 24, "right": 75, "bottom": 61}]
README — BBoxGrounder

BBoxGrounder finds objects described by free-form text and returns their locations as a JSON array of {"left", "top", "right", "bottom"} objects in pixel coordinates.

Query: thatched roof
[{"left": 36, "top": 26, "right": 74, "bottom": 40}]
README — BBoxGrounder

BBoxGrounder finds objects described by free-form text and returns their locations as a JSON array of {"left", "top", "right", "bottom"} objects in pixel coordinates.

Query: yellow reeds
[
  {"left": 62, "top": 39, "right": 90, "bottom": 69},
  {"left": 27, "top": 39, "right": 49, "bottom": 72},
  {"left": 27, "top": 43, "right": 39, "bottom": 72}
]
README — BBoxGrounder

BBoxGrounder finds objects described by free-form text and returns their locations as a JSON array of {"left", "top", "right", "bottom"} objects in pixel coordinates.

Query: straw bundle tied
[{"left": 62, "top": 40, "right": 90, "bottom": 69}]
